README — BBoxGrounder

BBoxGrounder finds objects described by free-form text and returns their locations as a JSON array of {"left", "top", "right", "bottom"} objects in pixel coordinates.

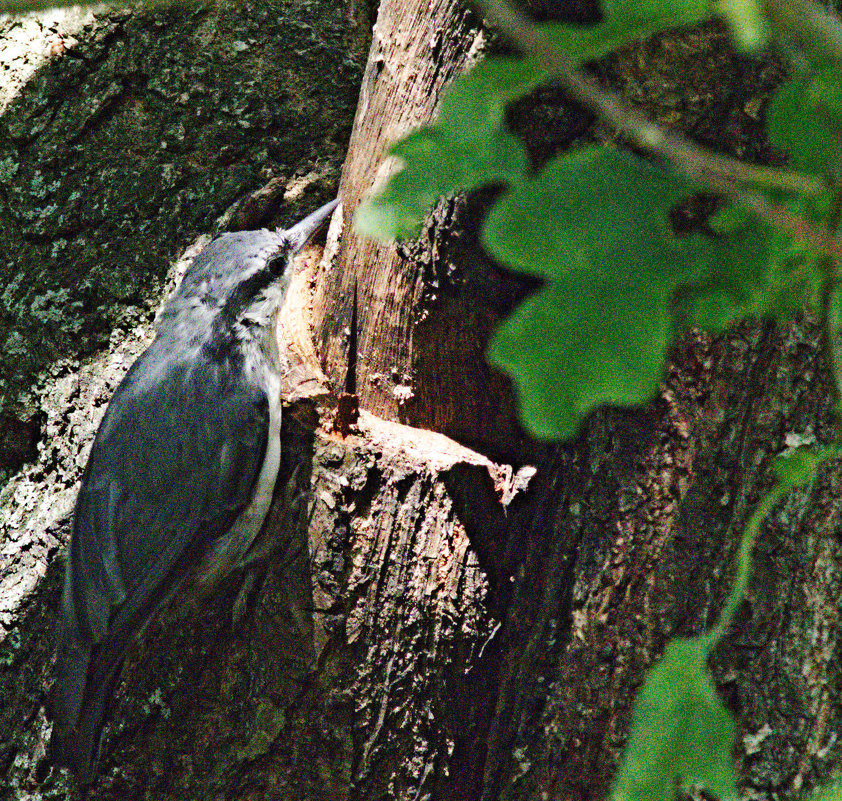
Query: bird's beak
[{"left": 285, "top": 198, "right": 340, "bottom": 253}]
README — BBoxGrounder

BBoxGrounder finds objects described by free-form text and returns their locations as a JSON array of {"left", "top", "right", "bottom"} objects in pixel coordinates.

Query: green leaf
[
  {"left": 604, "top": 0, "right": 710, "bottom": 25},
  {"left": 355, "top": 59, "right": 537, "bottom": 241},
  {"left": 543, "top": 0, "right": 712, "bottom": 64},
  {"left": 437, "top": 58, "right": 546, "bottom": 139},
  {"left": 768, "top": 70, "right": 842, "bottom": 181},
  {"left": 675, "top": 197, "right": 830, "bottom": 332},
  {"left": 774, "top": 448, "right": 825, "bottom": 488},
  {"left": 673, "top": 213, "right": 778, "bottom": 331},
  {"left": 611, "top": 637, "right": 737, "bottom": 801},
  {"left": 483, "top": 146, "right": 700, "bottom": 278},
  {"left": 774, "top": 443, "right": 841, "bottom": 489},
  {"left": 811, "top": 783, "right": 842, "bottom": 801},
  {"left": 487, "top": 272, "right": 676, "bottom": 439},
  {"left": 483, "top": 147, "right": 711, "bottom": 438},
  {"left": 355, "top": 125, "right": 528, "bottom": 240},
  {"left": 481, "top": 148, "right": 793, "bottom": 439}
]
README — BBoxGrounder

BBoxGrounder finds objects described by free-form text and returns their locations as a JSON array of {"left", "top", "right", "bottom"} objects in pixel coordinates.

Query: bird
[{"left": 49, "top": 196, "right": 339, "bottom": 783}]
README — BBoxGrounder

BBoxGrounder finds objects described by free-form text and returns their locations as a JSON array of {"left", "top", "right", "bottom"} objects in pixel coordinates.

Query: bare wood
[{"left": 310, "top": 0, "right": 528, "bottom": 449}]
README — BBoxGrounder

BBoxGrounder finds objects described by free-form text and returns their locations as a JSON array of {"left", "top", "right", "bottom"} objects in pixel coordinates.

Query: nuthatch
[{"left": 50, "top": 197, "right": 339, "bottom": 782}]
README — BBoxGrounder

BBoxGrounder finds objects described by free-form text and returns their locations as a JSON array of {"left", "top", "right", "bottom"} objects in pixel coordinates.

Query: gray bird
[{"left": 50, "top": 197, "right": 339, "bottom": 782}]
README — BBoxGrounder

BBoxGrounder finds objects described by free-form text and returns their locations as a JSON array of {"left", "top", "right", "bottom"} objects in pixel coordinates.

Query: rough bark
[
  {"left": 2, "top": 2, "right": 842, "bottom": 801},
  {"left": 310, "top": 0, "right": 516, "bottom": 449},
  {"left": 0, "top": 0, "right": 370, "bottom": 479},
  {"left": 0, "top": 0, "right": 371, "bottom": 796}
]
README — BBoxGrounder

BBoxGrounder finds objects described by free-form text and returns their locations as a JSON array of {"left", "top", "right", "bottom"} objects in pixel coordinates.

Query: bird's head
[{"left": 159, "top": 198, "right": 339, "bottom": 337}]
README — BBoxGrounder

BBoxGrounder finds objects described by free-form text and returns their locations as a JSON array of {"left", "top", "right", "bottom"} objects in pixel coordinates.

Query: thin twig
[
  {"left": 817, "top": 184, "right": 842, "bottom": 415},
  {"left": 761, "top": 0, "right": 842, "bottom": 411},
  {"left": 474, "top": 0, "right": 842, "bottom": 258},
  {"left": 710, "top": 161, "right": 824, "bottom": 196},
  {"left": 703, "top": 482, "right": 787, "bottom": 648}
]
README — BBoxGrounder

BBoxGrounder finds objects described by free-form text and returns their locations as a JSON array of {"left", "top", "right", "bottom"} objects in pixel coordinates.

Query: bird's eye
[{"left": 267, "top": 249, "right": 289, "bottom": 276}]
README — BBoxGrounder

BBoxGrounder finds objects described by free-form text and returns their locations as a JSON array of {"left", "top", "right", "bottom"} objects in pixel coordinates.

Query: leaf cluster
[
  {"left": 357, "top": 0, "right": 840, "bottom": 441},
  {"left": 356, "top": 0, "right": 842, "bottom": 798}
]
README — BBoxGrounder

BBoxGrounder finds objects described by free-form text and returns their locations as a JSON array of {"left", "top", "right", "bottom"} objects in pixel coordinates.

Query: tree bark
[{"left": 2, "top": 2, "right": 840, "bottom": 801}]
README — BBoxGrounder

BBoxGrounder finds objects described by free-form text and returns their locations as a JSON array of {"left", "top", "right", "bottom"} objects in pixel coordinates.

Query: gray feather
[
  {"left": 49, "top": 197, "right": 337, "bottom": 783},
  {"left": 51, "top": 326, "right": 269, "bottom": 779}
]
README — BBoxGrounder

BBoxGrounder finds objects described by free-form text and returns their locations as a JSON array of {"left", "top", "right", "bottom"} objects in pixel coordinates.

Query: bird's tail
[{"left": 50, "top": 622, "right": 124, "bottom": 784}]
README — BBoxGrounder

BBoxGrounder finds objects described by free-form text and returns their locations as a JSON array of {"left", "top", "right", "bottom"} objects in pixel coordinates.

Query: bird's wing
[
  {"left": 62, "top": 340, "right": 269, "bottom": 656},
  {"left": 51, "top": 342, "right": 271, "bottom": 778}
]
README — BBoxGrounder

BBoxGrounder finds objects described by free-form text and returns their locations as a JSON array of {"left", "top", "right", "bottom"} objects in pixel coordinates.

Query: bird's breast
[{"left": 193, "top": 328, "right": 283, "bottom": 594}]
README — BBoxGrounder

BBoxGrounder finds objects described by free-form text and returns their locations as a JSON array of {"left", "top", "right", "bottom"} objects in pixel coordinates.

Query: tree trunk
[{"left": 1, "top": 1, "right": 839, "bottom": 801}]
